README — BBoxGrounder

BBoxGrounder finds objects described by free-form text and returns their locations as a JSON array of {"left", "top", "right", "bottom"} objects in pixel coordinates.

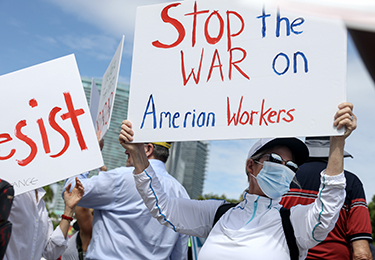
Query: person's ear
[
  {"left": 144, "top": 143, "right": 154, "bottom": 158},
  {"left": 246, "top": 159, "right": 256, "bottom": 175}
]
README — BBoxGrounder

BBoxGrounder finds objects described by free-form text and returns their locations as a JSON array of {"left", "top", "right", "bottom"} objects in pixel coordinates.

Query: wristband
[{"left": 61, "top": 214, "right": 73, "bottom": 221}]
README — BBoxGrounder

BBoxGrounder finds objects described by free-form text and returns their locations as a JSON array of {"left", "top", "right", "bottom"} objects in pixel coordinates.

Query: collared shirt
[
  {"left": 64, "top": 159, "right": 190, "bottom": 260},
  {"left": 135, "top": 164, "right": 346, "bottom": 260},
  {"left": 281, "top": 160, "right": 372, "bottom": 259},
  {"left": 61, "top": 232, "right": 84, "bottom": 260},
  {"left": 5, "top": 188, "right": 68, "bottom": 260}
]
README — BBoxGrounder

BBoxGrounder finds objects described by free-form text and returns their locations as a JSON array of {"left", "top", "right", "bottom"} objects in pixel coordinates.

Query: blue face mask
[{"left": 253, "top": 161, "right": 295, "bottom": 199}]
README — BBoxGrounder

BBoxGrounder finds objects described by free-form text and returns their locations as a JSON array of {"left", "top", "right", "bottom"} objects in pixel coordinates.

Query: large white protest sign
[
  {"left": 96, "top": 36, "right": 124, "bottom": 140},
  {"left": 0, "top": 55, "right": 104, "bottom": 195},
  {"left": 128, "top": 0, "right": 347, "bottom": 142}
]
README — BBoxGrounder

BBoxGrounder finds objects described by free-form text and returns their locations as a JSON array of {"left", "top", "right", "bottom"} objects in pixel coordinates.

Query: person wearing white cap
[
  {"left": 119, "top": 102, "right": 356, "bottom": 260},
  {"left": 63, "top": 141, "right": 190, "bottom": 260}
]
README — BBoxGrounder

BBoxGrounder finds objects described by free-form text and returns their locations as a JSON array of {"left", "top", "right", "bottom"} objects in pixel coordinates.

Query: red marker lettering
[
  {"left": 229, "top": 48, "right": 250, "bottom": 80},
  {"left": 207, "top": 49, "right": 224, "bottom": 82},
  {"left": 227, "top": 96, "right": 243, "bottom": 126},
  {"left": 29, "top": 99, "right": 38, "bottom": 108},
  {"left": 239, "top": 111, "right": 249, "bottom": 125},
  {"left": 152, "top": 3, "right": 185, "bottom": 49},
  {"left": 283, "top": 109, "right": 295, "bottom": 122},
  {"left": 227, "top": 97, "right": 295, "bottom": 127},
  {"left": 61, "top": 92, "right": 87, "bottom": 151},
  {"left": 204, "top": 11, "right": 224, "bottom": 45},
  {"left": 0, "top": 134, "right": 16, "bottom": 160},
  {"left": 29, "top": 98, "right": 51, "bottom": 154},
  {"left": 277, "top": 109, "right": 286, "bottom": 123},
  {"left": 36, "top": 119, "right": 50, "bottom": 154},
  {"left": 15, "top": 120, "right": 37, "bottom": 167},
  {"left": 226, "top": 11, "right": 245, "bottom": 51},
  {"left": 259, "top": 99, "right": 272, "bottom": 126},
  {"left": 185, "top": 1, "right": 209, "bottom": 47},
  {"left": 267, "top": 110, "right": 277, "bottom": 124},
  {"left": 181, "top": 49, "right": 204, "bottom": 86},
  {"left": 2, "top": 92, "right": 90, "bottom": 166},
  {"left": 49, "top": 107, "right": 70, "bottom": 158}
]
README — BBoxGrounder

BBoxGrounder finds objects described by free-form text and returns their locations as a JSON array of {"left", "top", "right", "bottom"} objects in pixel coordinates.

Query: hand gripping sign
[
  {"left": 0, "top": 54, "right": 104, "bottom": 195},
  {"left": 128, "top": 0, "right": 347, "bottom": 142}
]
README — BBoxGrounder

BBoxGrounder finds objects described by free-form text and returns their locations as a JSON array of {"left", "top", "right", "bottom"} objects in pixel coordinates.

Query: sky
[{"left": 1, "top": 0, "right": 375, "bottom": 201}]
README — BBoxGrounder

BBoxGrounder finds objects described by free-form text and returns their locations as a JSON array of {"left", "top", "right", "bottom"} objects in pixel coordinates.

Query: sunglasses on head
[{"left": 260, "top": 153, "right": 299, "bottom": 173}]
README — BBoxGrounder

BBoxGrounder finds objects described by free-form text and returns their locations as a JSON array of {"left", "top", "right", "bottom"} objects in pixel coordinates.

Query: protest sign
[
  {"left": 0, "top": 54, "right": 104, "bottom": 195},
  {"left": 96, "top": 36, "right": 124, "bottom": 140},
  {"left": 90, "top": 79, "right": 100, "bottom": 127},
  {"left": 128, "top": 0, "right": 347, "bottom": 142}
]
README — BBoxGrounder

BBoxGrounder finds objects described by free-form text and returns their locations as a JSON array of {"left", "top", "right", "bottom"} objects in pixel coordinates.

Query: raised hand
[
  {"left": 326, "top": 102, "right": 357, "bottom": 176},
  {"left": 118, "top": 120, "right": 149, "bottom": 174},
  {"left": 333, "top": 102, "right": 357, "bottom": 140},
  {"left": 119, "top": 120, "right": 144, "bottom": 152},
  {"left": 63, "top": 177, "right": 84, "bottom": 210}
]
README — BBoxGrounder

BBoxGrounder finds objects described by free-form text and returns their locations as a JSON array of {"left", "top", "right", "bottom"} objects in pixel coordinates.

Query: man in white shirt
[
  {"left": 63, "top": 142, "right": 190, "bottom": 260},
  {"left": 4, "top": 178, "right": 84, "bottom": 260}
]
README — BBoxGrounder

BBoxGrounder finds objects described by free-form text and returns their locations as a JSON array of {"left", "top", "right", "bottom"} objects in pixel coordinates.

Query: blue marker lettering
[
  {"left": 141, "top": 94, "right": 157, "bottom": 129},
  {"left": 160, "top": 112, "right": 172, "bottom": 128},
  {"left": 207, "top": 112, "right": 215, "bottom": 127},
  {"left": 294, "top": 51, "right": 308, "bottom": 73},
  {"left": 291, "top": 18, "right": 304, "bottom": 34},
  {"left": 272, "top": 52, "right": 289, "bottom": 75},
  {"left": 172, "top": 112, "right": 180, "bottom": 128},
  {"left": 256, "top": 7, "right": 271, "bottom": 38},
  {"left": 197, "top": 112, "right": 206, "bottom": 127},
  {"left": 276, "top": 9, "right": 290, "bottom": 37},
  {"left": 184, "top": 112, "right": 192, "bottom": 127}
]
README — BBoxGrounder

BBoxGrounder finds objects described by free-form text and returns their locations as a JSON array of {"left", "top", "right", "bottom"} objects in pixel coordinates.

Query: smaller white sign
[
  {"left": 0, "top": 55, "right": 104, "bottom": 195},
  {"left": 89, "top": 79, "right": 100, "bottom": 128},
  {"left": 96, "top": 36, "right": 125, "bottom": 140}
]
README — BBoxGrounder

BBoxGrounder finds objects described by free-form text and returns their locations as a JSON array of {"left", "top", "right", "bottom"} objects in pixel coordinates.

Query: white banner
[
  {"left": 0, "top": 55, "right": 104, "bottom": 195},
  {"left": 128, "top": 0, "right": 347, "bottom": 142},
  {"left": 96, "top": 36, "right": 125, "bottom": 140}
]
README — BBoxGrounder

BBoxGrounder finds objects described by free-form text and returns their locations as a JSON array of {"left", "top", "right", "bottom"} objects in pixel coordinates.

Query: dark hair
[{"left": 151, "top": 143, "right": 171, "bottom": 163}]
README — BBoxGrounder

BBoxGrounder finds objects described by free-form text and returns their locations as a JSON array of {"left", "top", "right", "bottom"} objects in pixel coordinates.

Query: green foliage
[
  {"left": 46, "top": 205, "right": 60, "bottom": 229},
  {"left": 197, "top": 193, "right": 242, "bottom": 204},
  {"left": 368, "top": 195, "right": 375, "bottom": 243},
  {"left": 43, "top": 184, "right": 60, "bottom": 229},
  {"left": 42, "top": 185, "right": 54, "bottom": 203}
]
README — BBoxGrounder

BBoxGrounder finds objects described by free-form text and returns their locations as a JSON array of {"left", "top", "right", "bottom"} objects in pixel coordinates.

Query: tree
[
  {"left": 43, "top": 184, "right": 59, "bottom": 229},
  {"left": 368, "top": 195, "right": 375, "bottom": 243},
  {"left": 42, "top": 185, "right": 54, "bottom": 204},
  {"left": 197, "top": 193, "right": 242, "bottom": 204}
]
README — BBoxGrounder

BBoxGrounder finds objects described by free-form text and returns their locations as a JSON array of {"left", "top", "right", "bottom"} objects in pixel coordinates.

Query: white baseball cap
[{"left": 247, "top": 137, "right": 309, "bottom": 166}]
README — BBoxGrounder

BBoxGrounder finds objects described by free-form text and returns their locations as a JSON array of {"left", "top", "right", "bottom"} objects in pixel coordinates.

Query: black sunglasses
[{"left": 260, "top": 153, "right": 299, "bottom": 173}]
